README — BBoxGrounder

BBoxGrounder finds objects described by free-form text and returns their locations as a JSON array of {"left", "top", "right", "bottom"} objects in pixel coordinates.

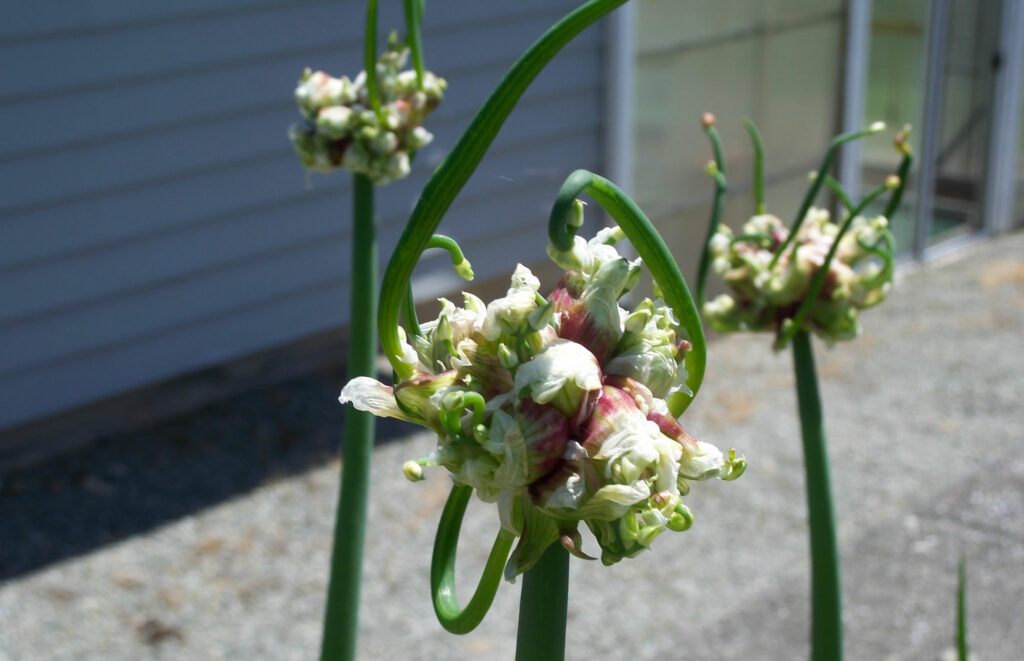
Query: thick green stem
[
  {"left": 792, "top": 331, "right": 843, "bottom": 661},
  {"left": 378, "top": 0, "right": 629, "bottom": 381},
  {"left": 515, "top": 544, "right": 569, "bottom": 661},
  {"left": 320, "top": 174, "right": 377, "bottom": 661}
]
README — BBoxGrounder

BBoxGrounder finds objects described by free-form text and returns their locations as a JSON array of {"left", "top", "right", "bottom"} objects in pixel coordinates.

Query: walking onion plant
[
  {"left": 289, "top": 1, "right": 443, "bottom": 659},
  {"left": 698, "top": 114, "right": 913, "bottom": 661},
  {"left": 334, "top": 1, "right": 747, "bottom": 659}
]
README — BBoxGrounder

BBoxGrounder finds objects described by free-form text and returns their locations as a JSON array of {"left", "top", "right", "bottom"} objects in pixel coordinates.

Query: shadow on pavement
[{"left": 0, "top": 366, "right": 417, "bottom": 582}]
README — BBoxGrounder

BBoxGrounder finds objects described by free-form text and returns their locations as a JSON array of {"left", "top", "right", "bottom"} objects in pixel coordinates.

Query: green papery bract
[
  {"left": 504, "top": 494, "right": 560, "bottom": 580},
  {"left": 394, "top": 369, "right": 460, "bottom": 431}
]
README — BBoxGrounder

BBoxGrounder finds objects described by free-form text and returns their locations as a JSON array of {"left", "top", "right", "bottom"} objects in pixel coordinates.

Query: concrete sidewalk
[{"left": 2, "top": 232, "right": 1022, "bottom": 660}]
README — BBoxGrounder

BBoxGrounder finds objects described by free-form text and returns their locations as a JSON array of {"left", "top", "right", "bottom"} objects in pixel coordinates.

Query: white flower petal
[
  {"left": 339, "top": 377, "right": 417, "bottom": 423},
  {"left": 513, "top": 340, "right": 602, "bottom": 404}
]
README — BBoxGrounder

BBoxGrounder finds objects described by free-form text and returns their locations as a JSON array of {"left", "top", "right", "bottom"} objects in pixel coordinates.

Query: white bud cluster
[
  {"left": 340, "top": 214, "right": 744, "bottom": 574},
  {"left": 289, "top": 46, "right": 446, "bottom": 185},
  {"left": 704, "top": 207, "right": 894, "bottom": 343}
]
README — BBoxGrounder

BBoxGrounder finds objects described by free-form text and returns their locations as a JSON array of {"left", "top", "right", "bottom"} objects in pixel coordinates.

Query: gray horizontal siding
[{"left": 0, "top": 0, "right": 608, "bottom": 430}]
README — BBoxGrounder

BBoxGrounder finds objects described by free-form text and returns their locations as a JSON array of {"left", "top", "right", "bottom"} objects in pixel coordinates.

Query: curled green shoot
[
  {"left": 774, "top": 176, "right": 898, "bottom": 351},
  {"left": 431, "top": 485, "right": 516, "bottom": 634},
  {"left": 770, "top": 121, "right": 886, "bottom": 270},
  {"left": 427, "top": 234, "right": 475, "bottom": 281},
  {"left": 696, "top": 113, "right": 726, "bottom": 311},
  {"left": 401, "top": 234, "right": 474, "bottom": 340},
  {"left": 402, "top": 0, "right": 425, "bottom": 87},
  {"left": 548, "top": 169, "right": 705, "bottom": 416},
  {"left": 378, "top": 0, "right": 629, "bottom": 383},
  {"left": 742, "top": 116, "right": 766, "bottom": 214}
]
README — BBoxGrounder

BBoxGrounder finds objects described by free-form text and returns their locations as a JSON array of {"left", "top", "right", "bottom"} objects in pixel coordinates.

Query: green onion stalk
[
  {"left": 287, "top": 0, "right": 446, "bottom": 658},
  {"left": 336, "top": 3, "right": 749, "bottom": 660},
  {"left": 698, "top": 118, "right": 913, "bottom": 661},
  {"left": 379, "top": 2, "right": 630, "bottom": 654}
]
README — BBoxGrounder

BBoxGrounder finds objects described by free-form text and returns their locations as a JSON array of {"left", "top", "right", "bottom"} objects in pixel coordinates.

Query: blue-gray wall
[{"left": 0, "top": 0, "right": 608, "bottom": 431}]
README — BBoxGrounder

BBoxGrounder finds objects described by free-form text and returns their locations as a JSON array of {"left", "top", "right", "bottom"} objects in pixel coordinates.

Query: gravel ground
[{"left": 1, "top": 231, "right": 1022, "bottom": 661}]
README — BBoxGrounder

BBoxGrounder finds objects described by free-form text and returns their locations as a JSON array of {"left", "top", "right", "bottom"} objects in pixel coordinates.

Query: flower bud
[
  {"left": 386, "top": 151, "right": 410, "bottom": 181},
  {"left": 482, "top": 265, "right": 542, "bottom": 340},
  {"left": 316, "top": 106, "right": 354, "bottom": 139},
  {"left": 403, "top": 460, "right": 425, "bottom": 482},
  {"left": 567, "top": 199, "right": 585, "bottom": 230},
  {"left": 514, "top": 340, "right": 602, "bottom": 419},
  {"left": 406, "top": 126, "right": 433, "bottom": 151}
]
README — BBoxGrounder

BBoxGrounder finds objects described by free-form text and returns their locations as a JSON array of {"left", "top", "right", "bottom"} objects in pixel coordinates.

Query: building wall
[{"left": 0, "top": 0, "right": 608, "bottom": 431}]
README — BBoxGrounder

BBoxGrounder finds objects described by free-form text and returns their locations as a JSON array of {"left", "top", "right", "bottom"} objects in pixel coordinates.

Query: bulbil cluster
[
  {"left": 342, "top": 220, "right": 744, "bottom": 576},
  {"left": 704, "top": 207, "right": 894, "bottom": 345},
  {"left": 289, "top": 45, "right": 446, "bottom": 185}
]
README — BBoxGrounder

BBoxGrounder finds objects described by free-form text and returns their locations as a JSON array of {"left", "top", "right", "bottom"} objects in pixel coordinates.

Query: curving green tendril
[
  {"left": 696, "top": 117, "right": 726, "bottom": 311},
  {"left": 774, "top": 178, "right": 895, "bottom": 351},
  {"left": 378, "top": 0, "right": 629, "bottom": 382},
  {"left": 401, "top": 234, "right": 474, "bottom": 340},
  {"left": 769, "top": 122, "right": 885, "bottom": 270},
  {"left": 548, "top": 169, "right": 705, "bottom": 417},
  {"left": 431, "top": 485, "right": 516, "bottom": 634}
]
